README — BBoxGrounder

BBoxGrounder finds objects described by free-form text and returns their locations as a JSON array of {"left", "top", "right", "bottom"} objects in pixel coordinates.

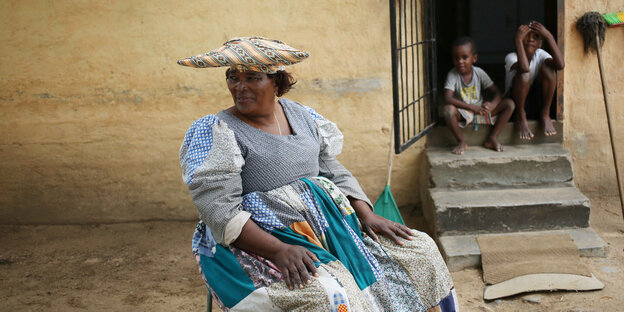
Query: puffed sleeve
[
  {"left": 304, "top": 106, "right": 374, "bottom": 209},
  {"left": 180, "top": 115, "right": 251, "bottom": 245}
]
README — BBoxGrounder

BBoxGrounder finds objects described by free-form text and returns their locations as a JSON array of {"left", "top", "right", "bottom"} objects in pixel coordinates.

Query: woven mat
[{"left": 477, "top": 233, "right": 591, "bottom": 284}]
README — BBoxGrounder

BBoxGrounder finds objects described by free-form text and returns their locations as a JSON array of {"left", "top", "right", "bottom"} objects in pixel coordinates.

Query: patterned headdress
[{"left": 177, "top": 36, "right": 309, "bottom": 74}]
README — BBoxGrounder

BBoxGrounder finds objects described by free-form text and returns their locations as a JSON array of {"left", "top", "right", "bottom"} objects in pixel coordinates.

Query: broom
[
  {"left": 373, "top": 125, "right": 405, "bottom": 224},
  {"left": 576, "top": 12, "right": 624, "bottom": 221}
]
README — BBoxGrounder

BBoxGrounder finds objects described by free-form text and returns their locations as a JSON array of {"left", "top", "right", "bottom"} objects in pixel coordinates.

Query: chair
[{"left": 206, "top": 291, "right": 213, "bottom": 312}]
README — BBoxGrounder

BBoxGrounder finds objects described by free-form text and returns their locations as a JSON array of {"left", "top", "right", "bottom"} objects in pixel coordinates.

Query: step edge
[{"left": 439, "top": 227, "right": 609, "bottom": 271}]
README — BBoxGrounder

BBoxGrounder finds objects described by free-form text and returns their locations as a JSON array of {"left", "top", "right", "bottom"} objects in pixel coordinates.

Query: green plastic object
[
  {"left": 373, "top": 185, "right": 405, "bottom": 225},
  {"left": 603, "top": 12, "right": 624, "bottom": 26}
]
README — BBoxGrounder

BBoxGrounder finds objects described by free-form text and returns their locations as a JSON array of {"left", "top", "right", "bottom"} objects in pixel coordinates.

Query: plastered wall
[
  {"left": 564, "top": 1, "right": 624, "bottom": 195},
  {"left": 2, "top": 0, "right": 622, "bottom": 224},
  {"left": 0, "top": 0, "right": 424, "bottom": 224}
]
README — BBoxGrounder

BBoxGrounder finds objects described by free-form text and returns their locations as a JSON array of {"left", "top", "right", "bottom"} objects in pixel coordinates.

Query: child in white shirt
[{"left": 504, "top": 21, "right": 565, "bottom": 140}]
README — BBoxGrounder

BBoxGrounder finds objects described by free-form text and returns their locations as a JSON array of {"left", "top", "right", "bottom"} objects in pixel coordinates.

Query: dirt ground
[{"left": 1, "top": 192, "right": 622, "bottom": 312}]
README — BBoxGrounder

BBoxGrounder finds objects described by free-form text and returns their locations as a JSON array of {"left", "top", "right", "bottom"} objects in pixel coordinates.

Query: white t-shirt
[
  {"left": 444, "top": 66, "right": 493, "bottom": 106},
  {"left": 504, "top": 48, "right": 552, "bottom": 93}
]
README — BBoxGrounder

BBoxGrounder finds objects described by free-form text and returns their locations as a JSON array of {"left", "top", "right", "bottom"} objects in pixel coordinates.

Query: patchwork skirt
[{"left": 192, "top": 177, "right": 458, "bottom": 311}]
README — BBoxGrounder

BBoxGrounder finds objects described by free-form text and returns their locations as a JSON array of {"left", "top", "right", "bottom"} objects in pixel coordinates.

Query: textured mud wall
[
  {"left": 564, "top": 1, "right": 624, "bottom": 195},
  {"left": 5, "top": 0, "right": 617, "bottom": 224},
  {"left": 0, "top": 0, "right": 425, "bottom": 223}
]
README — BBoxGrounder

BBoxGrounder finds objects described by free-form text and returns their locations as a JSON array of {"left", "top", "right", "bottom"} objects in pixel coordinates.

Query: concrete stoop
[
  {"left": 422, "top": 126, "right": 608, "bottom": 271},
  {"left": 440, "top": 228, "right": 609, "bottom": 272},
  {"left": 426, "top": 120, "right": 564, "bottom": 147},
  {"left": 428, "top": 186, "right": 590, "bottom": 235},
  {"left": 425, "top": 143, "right": 574, "bottom": 189}
]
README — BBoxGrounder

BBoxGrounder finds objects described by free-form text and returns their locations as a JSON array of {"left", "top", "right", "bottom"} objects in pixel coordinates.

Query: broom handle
[
  {"left": 386, "top": 124, "right": 394, "bottom": 186},
  {"left": 596, "top": 33, "right": 624, "bottom": 219}
]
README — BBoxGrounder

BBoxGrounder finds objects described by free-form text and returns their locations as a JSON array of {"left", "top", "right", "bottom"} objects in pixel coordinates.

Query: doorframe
[{"left": 556, "top": 0, "right": 564, "bottom": 121}]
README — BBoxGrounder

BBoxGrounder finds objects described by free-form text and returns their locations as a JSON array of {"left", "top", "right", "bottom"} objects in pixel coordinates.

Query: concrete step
[
  {"left": 424, "top": 186, "right": 590, "bottom": 236},
  {"left": 425, "top": 143, "right": 573, "bottom": 189},
  {"left": 426, "top": 120, "right": 563, "bottom": 147},
  {"left": 439, "top": 227, "right": 609, "bottom": 271}
]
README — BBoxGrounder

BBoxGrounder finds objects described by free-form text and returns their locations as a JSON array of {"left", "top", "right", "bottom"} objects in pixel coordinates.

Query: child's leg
[
  {"left": 537, "top": 64, "right": 557, "bottom": 136},
  {"left": 442, "top": 104, "right": 467, "bottom": 155},
  {"left": 484, "top": 99, "right": 515, "bottom": 152},
  {"left": 511, "top": 72, "right": 534, "bottom": 140}
]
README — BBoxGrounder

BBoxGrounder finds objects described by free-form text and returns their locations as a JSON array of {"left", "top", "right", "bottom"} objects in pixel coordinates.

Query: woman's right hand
[
  {"left": 233, "top": 219, "right": 319, "bottom": 291},
  {"left": 273, "top": 244, "right": 319, "bottom": 290}
]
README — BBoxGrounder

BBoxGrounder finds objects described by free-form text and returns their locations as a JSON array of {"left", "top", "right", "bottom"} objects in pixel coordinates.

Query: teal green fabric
[
  {"left": 303, "top": 178, "right": 377, "bottom": 290},
  {"left": 271, "top": 227, "right": 337, "bottom": 265},
  {"left": 373, "top": 185, "right": 405, "bottom": 225},
  {"left": 199, "top": 245, "right": 256, "bottom": 308},
  {"left": 343, "top": 209, "right": 363, "bottom": 239}
]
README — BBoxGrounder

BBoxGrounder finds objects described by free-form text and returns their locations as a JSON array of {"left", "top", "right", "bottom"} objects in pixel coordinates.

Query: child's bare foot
[
  {"left": 484, "top": 137, "right": 504, "bottom": 152},
  {"left": 452, "top": 142, "right": 467, "bottom": 155},
  {"left": 542, "top": 116, "right": 557, "bottom": 136},
  {"left": 516, "top": 118, "right": 534, "bottom": 140}
]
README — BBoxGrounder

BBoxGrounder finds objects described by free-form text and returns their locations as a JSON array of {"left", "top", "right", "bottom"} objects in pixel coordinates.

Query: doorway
[{"left": 435, "top": 0, "right": 562, "bottom": 120}]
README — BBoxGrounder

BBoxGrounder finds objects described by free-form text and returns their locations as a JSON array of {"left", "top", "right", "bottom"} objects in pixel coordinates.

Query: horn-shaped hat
[{"left": 177, "top": 36, "right": 309, "bottom": 73}]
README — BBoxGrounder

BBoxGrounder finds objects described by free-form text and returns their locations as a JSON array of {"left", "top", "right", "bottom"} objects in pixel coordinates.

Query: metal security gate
[{"left": 389, "top": 0, "right": 437, "bottom": 153}]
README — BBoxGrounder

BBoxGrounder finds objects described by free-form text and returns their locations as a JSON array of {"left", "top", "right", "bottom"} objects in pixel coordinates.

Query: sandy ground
[{"left": 1, "top": 192, "right": 623, "bottom": 312}]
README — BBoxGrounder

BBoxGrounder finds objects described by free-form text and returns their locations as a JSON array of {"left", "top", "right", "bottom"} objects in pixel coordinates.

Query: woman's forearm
[
  {"left": 232, "top": 219, "right": 288, "bottom": 258},
  {"left": 232, "top": 218, "right": 319, "bottom": 290},
  {"left": 349, "top": 197, "right": 375, "bottom": 220}
]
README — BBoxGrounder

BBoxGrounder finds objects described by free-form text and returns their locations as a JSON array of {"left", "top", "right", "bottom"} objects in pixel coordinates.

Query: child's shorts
[{"left": 438, "top": 104, "right": 496, "bottom": 128}]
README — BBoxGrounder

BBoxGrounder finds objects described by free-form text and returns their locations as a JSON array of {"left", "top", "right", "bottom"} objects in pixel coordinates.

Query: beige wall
[
  {"left": 564, "top": 0, "right": 624, "bottom": 195},
  {"left": 2, "top": 0, "right": 622, "bottom": 224},
  {"left": 0, "top": 0, "right": 424, "bottom": 224}
]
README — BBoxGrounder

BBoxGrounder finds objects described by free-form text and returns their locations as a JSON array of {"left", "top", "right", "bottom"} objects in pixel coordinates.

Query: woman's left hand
[
  {"left": 349, "top": 197, "right": 414, "bottom": 245},
  {"left": 359, "top": 212, "right": 414, "bottom": 245}
]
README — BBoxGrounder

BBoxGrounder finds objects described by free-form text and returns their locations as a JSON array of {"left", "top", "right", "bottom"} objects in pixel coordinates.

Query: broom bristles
[{"left": 576, "top": 11, "right": 606, "bottom": 54}]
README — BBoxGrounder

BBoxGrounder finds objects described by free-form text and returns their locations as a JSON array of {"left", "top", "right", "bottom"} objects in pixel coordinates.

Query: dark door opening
[{"left": 435, "top": 0, "right": 562, "bottom": 121}]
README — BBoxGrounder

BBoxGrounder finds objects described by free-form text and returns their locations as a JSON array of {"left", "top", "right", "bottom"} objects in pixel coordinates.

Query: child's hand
[
  {"left": 471, "top": 105, "right": 487, "bottom": 115},
  {"left": 482, "top": 101, "right": 495, "bottom": 113},
  {"left": 515, "top": 24, "right": 531, "bottom": 42},
  {"left": 529, "top": 21, "right": 552, "bottom": 40}
]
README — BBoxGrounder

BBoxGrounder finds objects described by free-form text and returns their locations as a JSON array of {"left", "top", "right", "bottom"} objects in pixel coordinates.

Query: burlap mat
[{"left": 477, "top": 233, "right": 591, "bottom": 284}]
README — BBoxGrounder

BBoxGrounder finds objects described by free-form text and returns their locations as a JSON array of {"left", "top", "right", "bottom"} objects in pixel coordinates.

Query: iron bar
[{"left": 390, "top": 0, "right": 437, "bottom": 153}]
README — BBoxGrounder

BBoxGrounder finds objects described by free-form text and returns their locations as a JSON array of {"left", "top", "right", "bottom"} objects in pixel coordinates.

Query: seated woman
[{"left": 178, "top": 36, "right": 457, "bottom": 312}]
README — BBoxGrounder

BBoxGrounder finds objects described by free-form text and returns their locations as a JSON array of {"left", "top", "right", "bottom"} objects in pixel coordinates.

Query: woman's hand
[
  {"left": 273, "top": 244, "right": 319, "bottom": 290},
  {"left": 233, "top": 219, "right": 318, "bottom": 291},
  {"left": 359, "top": 212, "right": 414, "bottom": 245},
  {"left": 349, "top": 197, "right": 414, "bottom": 245}
]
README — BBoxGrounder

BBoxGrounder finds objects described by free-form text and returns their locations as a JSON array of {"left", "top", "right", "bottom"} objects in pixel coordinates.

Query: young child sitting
[
  {"left": 504, "top": 21, "right": 565, "bottom": 140},
  {"left": 442, "top": 37, "right": 514, "bottom": 154}
]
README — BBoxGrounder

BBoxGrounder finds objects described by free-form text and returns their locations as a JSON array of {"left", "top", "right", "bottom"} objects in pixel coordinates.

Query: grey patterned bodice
[{"left": 217, "top": 99, "right": 321, "bottom": 194}]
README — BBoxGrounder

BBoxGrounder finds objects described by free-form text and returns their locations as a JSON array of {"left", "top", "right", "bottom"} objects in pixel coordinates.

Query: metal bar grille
[{"left": 390, "top": 0, "right": 437, "bottom": 154}]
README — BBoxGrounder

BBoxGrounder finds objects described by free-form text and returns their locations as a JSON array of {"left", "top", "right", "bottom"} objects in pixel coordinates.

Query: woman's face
[{"left": 226, "top": 70, "right": 277, "bottom": 116}]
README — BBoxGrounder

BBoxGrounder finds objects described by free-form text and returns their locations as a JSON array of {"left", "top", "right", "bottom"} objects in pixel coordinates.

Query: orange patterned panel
[{"left": 290, "top": 221, "right": 323, "bottom": 248}]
